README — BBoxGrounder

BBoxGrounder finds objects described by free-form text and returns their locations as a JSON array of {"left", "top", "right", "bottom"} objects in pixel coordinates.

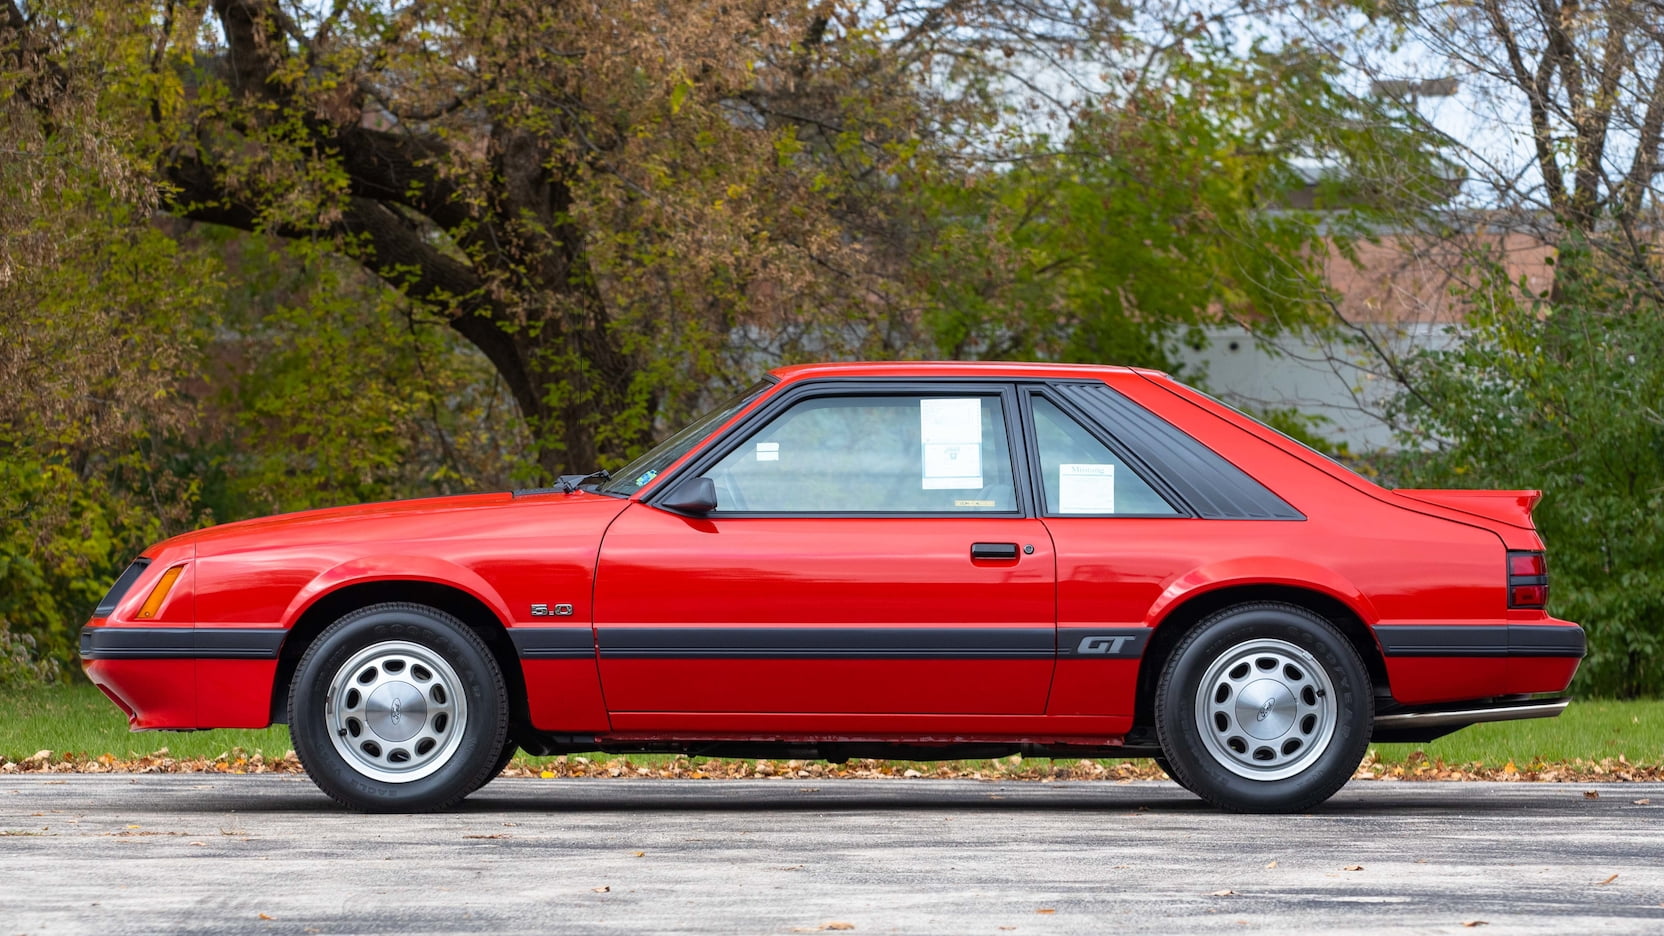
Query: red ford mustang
[{"left": 81, "top": 362, "right": 1583, "bottom": 812}]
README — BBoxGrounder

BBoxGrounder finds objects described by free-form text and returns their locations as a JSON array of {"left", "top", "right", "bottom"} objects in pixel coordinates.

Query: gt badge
[{"left": 1077, "top": 635, "right": 1136, "bottom": 656}]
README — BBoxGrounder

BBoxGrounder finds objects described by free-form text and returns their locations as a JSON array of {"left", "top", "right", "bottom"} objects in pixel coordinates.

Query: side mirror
[{"left": 660, "top": 476, "right": 718, "bottom": 515}]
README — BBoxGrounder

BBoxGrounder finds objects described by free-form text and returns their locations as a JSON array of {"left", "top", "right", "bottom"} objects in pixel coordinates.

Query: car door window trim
[
  {"left": 646, "top": 379, "right": 1036, "bottom": 519},
  {"left": 1017, "top": 387, "right": 1194, "bottom": 519}
]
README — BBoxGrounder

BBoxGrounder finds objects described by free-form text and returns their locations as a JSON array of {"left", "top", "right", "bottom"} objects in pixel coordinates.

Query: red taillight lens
[{"left": 1506, "top": 550, "right": 1548, "bottom": 609}]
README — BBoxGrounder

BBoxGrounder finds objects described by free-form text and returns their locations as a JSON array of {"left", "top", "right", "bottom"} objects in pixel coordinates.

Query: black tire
[
  {"left": 1151, "top": 754, "right": 1191, "bottom": 791},
  {"left": 472, "top": 738, "right": 520, "bottom": 793},
  {"left": 289, "top": 602, "right": 509, "bottom": 812},
  {"left": 1154, "top": 602, "right": 1371, "bottom": 813}
]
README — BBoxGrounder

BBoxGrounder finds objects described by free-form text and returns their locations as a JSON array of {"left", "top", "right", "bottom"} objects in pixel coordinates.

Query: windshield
[{"left": 597, "top": 380, "right": 774, "bottom": 497}]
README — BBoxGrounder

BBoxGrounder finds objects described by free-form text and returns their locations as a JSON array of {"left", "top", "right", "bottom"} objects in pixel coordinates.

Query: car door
[{"left": 591, "top": 382, "right": 1057, "bottom": 723}]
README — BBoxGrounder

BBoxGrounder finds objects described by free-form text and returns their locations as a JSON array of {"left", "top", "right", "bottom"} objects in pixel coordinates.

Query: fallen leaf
[
  {"left": 1461, "top": 923, "right": 1488, "bottom": 928},
  {"left": 258, "top": 913, "right": 273, "bottom": 920},
  {"left": 1264, "top": 860, "right": 1278, "bottom": 869},
  {"left": 1583, "top": 790, "right": 1600, "bottom": 800},
  {"left": 1633, "top": 798, "right": 1651, "bottom": 806},
  {"left": 632, "top": 850, "right": 646, "bottom": 857},
  {"left": 189, "top": 841, "right": 205, "bottom": 847},
  {"left": 1035, "top": 908, "right": 1056, "bottom": 914},
  {"left": 820, "top": 924, "right": 855, "bottom": 931},
  {"left": 1343, "top": 865, "right": 1364, "bottom": 872},
  {"left": 539, "top": 770, "right": 555, "bottom": 779},
  {"left": 1596, "top": 874, "right": 1618, "bottom": 886},
  {"left": 1210, "top": 890, "right": 1237, "bottom": 897},
  {"left": 463, "top": 833, "right": 508, "bottom": 840},
  {"left": 591, "top": 886, "right": 610, "bottom": 893},
  {"left": 126, "top": 824, "right": 141, "bottom": 829}
]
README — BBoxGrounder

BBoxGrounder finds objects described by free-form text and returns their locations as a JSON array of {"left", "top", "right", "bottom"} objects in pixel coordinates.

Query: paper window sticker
[
  {"left": 1058, "top": 463, "right": 1116, "bottom": 513},
  {"left": 755, "top": 441, "right": 780, "bottom": 462},
  {"left": 920, "top": 398, "right": 985, "bottom": 489},
  {"left": 919, "top": 398, "right": 982, "bottom": 446},
  {"left": 921, "top": 443, "right": 982, "bottom": 489}
]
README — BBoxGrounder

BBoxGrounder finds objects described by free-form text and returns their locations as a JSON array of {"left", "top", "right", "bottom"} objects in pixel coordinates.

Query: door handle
[{"left": 970, "top": 542, "right": 1019, "bottom": 560}]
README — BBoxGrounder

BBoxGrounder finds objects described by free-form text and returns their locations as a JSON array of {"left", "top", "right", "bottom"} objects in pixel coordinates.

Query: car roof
[{"left": 768, "top": 361, "right": 1169, "bottom": 382}]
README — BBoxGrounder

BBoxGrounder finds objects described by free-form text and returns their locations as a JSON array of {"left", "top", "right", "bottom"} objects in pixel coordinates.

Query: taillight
[{"left": 1507, "top": 550, "right": 1548, "bottom": 609}]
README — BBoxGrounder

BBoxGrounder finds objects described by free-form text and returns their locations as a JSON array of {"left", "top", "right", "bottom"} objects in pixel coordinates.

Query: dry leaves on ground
[{"left": 1, "top": 749, "right": 1660, "bottom": 782}]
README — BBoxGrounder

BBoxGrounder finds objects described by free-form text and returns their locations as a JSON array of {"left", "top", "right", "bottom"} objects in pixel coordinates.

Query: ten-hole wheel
[
  {"left": 1154, "top": 602, "right": 1371, "bottom": 813},
  {"left": 289, "top": 603, "right": 508, "bottom": 812}
]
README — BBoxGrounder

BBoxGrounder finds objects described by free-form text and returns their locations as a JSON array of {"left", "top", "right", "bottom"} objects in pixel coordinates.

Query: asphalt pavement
[{"left": 1, "top": 775, "right": 1661, "bottom": 934}]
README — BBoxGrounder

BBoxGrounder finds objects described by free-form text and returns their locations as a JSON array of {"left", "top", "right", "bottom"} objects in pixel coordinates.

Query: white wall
[{"left": 1173, "top": 324, "right": 1460, "bottom": 452}]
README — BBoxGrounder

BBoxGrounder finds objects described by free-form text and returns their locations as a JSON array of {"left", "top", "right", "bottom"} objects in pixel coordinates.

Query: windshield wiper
[{"left": 556, "top": 469, "right": 611, "bottom": 493}]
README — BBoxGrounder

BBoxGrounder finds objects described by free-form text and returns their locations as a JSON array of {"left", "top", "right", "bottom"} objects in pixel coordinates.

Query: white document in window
[
  {"left": 920, "top": 399, "right": 983, "bottom": 489},
  {"left": 922, "top": 443, "right": 983, "bottom": 489},
  {"left": 1059, "top": 463, "right": 1116, "bottom": 513}
]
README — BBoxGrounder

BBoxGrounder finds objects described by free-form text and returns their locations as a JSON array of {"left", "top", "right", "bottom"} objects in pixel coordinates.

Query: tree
[
  {"left": 5, "top": 1, "right": 1443, "bottom": 477},
  {"left": 5, "top": 0, "right": 920, "bottom": 475},
  {"left": 916, "top": 34, "right": 1439, "bottom": 370},
  {"left": 1323, "top": 0, "right": 1664, "bottom": 694},
  {"left": 2, "top": 1, "right": 1446, "bottom": 676}
]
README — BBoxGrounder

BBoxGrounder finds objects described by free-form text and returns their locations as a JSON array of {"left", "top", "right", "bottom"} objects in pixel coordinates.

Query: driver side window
[{"left": 703, "top": 394, "right": 1017, "bottom": 513}]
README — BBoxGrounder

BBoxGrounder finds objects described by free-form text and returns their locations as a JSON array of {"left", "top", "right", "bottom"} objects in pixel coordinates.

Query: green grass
[
  {"left": 1371, "top": 699, "right": 1664, "bottom": 766},
  {"left": 0, "top": 681, "right": 293, "bottom": 762},
  {"left": 3, "top": 682, "right": 1660, "bottom": 768}
]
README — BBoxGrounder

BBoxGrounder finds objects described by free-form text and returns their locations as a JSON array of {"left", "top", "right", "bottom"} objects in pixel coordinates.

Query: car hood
[{"left": 171, "top": 490, "right": 627, "bottom": 558}]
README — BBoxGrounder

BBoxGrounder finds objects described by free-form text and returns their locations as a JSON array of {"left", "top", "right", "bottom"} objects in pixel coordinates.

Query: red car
[{"left": 81, "top": 362, "right": 1583, "bottom": 813}]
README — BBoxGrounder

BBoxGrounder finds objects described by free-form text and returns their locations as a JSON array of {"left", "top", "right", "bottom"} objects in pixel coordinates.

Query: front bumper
[{"left": 80, "top": 624, "right": 287, "bottom": 730}]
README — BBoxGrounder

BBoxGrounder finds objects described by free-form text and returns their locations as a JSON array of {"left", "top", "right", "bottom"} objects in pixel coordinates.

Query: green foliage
[
  {"left": 917, "top": 39, "right": 1437, "bottom": 370},
  {"left": 183, "top": 231, "right": 535, "bottom": 518},
  {"left": 0, "top": 620, "right": 61, "bottom": 688},
  {"left": 0, "top": 3, "right": 1446, "bottom": 687},
  {"left": 1390, "top": 251, "right": 1664, "bottom": 696},
  {"left": 0, "top": 193, "right": 214, "bottom": 668}
]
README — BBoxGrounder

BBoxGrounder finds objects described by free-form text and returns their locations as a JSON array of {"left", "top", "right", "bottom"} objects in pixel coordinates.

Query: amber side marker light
[{"left": 136, "top": 566, "right": 184, "bottom": 619}]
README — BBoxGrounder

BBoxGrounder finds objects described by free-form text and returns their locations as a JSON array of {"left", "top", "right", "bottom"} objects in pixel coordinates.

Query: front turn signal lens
[{"left": 136, "top": 566, "right": 184, "bottom": 619}]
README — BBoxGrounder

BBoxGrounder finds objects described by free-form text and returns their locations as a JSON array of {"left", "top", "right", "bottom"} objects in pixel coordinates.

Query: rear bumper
[
  {"left": 1373, "top": 623, "right": 1586, "bottom": 658},
  {"left": 1374, "top": 622, "right": 1584, "bottom": 706}
]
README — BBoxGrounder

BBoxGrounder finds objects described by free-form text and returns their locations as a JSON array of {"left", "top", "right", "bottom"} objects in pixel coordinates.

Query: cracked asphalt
[{"left": 2, "top": 776, "right": 1662, "bottom": 934}]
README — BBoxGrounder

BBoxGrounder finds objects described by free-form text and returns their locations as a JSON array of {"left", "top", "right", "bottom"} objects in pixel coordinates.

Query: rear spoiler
[{"left": 1392, "top": 490, "right": 1541, "bottom": 530}]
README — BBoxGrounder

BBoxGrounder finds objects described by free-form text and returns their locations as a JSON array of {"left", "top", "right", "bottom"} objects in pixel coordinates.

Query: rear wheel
[
  {"left": 1154, "top": 602, "right": 1371, "bottom": 813},
  {"left": 289, "top": 603, "right": 509, "bottom": 812}
]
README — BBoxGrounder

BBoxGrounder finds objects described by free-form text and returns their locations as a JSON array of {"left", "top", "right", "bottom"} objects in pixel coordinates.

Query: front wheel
[
  {"left": 1154, "top": 602, "right": 1371, "bottom": 813},
  {"left": 289, "top": 603, "right": 509, "bottom": 812}
]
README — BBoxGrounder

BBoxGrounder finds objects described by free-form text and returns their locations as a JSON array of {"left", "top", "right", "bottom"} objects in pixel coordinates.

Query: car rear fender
[{"left": 1146, "top": 558, "right": 1380, "bottom": 631}]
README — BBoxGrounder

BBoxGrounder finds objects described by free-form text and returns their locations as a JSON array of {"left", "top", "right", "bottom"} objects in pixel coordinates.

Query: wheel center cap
[
  {"left": 365, "top": 681, "right": 427, "bottom": 742},
  {"left": 1235, "top": 679, "right": 1296, "bottom": 740}
]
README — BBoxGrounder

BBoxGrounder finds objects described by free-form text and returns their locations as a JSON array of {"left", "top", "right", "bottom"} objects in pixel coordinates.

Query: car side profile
[{"left": 80, "top": 362, "right": 1584, "bottom": 813}]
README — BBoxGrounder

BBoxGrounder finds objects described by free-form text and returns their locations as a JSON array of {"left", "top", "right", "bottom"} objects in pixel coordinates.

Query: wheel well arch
[
  {"left": 269, "top": 580, "right": 529, "bottom": 734},
  {"left": 1132, "top": 583, "right": 1389, "bottom": 728}
]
